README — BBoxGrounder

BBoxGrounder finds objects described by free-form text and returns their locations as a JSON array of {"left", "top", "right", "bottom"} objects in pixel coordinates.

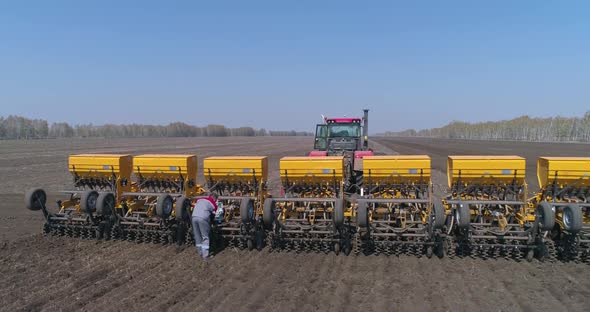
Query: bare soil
[{"left": 0, "top": 137, "right": 589, "bottom": 312}]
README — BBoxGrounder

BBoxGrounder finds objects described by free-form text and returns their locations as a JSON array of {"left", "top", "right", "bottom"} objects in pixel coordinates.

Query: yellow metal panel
[
  {"left": 280, "top": 156, "right": 344, "bottom": 182},
  {"left": 204, "top": 156, "right": 268, "bottom": 181},
  {"left": 447, "top": 155, "right": 526, "bottom": 186},
  {"left": 133, "top": 154, "right": 197, "bottom": 179},
  {"left": 363, "top": 155, "right": 431, "bottom": 183},
  {"left": 68, "top": 154, "right": 132, "bottom": 178},
  {"left": 537, "top": 157, "right": 590, "bottom": 188}
]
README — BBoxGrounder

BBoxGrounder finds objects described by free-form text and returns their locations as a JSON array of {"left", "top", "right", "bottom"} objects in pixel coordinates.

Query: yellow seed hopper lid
[
  {"left": 68, "top": 154, "right": 132, "bottom": 179},
  {"left": 133, "top": 154, "right": 197, "bottom": 180},
  {"left": 280, "top": 156, "right": 344, "bottom": 183},
  {"left": 204, "top": 156, "right": 268, "bottom": 182},
  {"left": 537, "top": 157, "right": 590, "bottom": 189},
  {"left": 363, "top": 155, "right": 431, "bottom": 183},
  {"left": 447, "top": 155, "right": 526, "bottom": 187}
]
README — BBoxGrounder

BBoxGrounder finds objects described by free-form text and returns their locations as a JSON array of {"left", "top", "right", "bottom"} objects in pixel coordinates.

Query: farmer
[{"left": 192, "top": 192, "right": 218, "bottom": 259}]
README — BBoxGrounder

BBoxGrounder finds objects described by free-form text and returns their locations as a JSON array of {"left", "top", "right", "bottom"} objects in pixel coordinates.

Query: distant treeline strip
[
  {"left": 381, "top": 111, "right": 590, "bottom": 142},
  {"left": 0, "top": 116, "right": 312, "bottom": 139}
]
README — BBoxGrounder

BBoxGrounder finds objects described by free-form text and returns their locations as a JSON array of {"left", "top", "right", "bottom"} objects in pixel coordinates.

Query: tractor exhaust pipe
[{"left": 363, "top": 109, "right": 369, "bottom": 150}]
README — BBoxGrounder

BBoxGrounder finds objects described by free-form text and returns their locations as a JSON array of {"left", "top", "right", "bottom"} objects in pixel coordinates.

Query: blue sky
[{"left": 1, "top": 1, "right": 589, "bottom": 133}]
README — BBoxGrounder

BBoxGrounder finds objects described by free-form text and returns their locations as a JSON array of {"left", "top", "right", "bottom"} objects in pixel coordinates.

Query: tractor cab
[{"left": 314, "top": 118, "right": 362, "bottom": 155}]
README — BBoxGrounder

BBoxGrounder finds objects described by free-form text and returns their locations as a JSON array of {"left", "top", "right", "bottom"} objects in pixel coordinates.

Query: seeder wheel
[
  {"left": 175, "top": 196, "right": 191, "bottom": 221},
  {"left": 80, "top": 190, "right": 99, "bottom": 214},
  {"left": 536, "top": 201, "right": 555, "bottom": 231},
  {"left": 455, "top": 202, "right": 470, "bottom": 229},
  {"left": 240, "top": 198, "right": 255, "bottom": 223},
  {"left": 263, "top": 199, "right": 275, "bottom": 230},
  {"left": 356, "top": 201, "right": 368, "bottom": 228},
  {"left": 156, "top": 195, "right": 173, "bottom": 218},
  {"left": 96, "top": 192, "right": 115, "bottom": 216},
  {"left": 431, "top": 201, "right": 445, "bottom": 229},
  {"left": 562, "top": 204, "right": 582, "bottom": 233},
  {"left": 25, "top": 188, "right": 46, "bottom": 211}
]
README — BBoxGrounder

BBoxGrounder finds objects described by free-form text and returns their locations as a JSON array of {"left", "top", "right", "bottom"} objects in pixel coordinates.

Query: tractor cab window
[
  {"left": 314, "top": 124, "right": 328, "bottom": 150},
  {"left": 328, "top": 124, "right": 361, "bottom": 138}
]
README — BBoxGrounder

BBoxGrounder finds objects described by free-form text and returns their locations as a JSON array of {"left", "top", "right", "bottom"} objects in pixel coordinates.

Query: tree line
[
  {"left": 382, "top": 111, "right": 590, "bottom": 142},
  {"left": 0, "top": 115, "right": 312, "bottom": 139}
]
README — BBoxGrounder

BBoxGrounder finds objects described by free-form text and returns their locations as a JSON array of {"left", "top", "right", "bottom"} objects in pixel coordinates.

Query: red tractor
[{"left": 309, "top": 109, "right": 374, "bottom": 192}]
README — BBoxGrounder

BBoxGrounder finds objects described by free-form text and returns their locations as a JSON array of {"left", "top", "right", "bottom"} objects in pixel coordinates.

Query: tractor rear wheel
[
  {"left": 156, "top": 195, "right": 173, "bottom": 218},
  {"left": 25, "top": 188, "right": 46, "bottom": 211},
  {"left": 240, "top": 198, "right": 255, "bottom": 223}
]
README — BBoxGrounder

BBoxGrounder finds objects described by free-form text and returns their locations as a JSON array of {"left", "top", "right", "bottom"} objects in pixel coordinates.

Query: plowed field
[{"left": 1, "top": 137, "right": 589, "bottom": 312}]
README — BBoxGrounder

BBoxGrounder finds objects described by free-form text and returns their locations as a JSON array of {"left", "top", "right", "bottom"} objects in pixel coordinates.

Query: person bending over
[{"left": 191, "top": 192, "right": 218, "bottom": 259}]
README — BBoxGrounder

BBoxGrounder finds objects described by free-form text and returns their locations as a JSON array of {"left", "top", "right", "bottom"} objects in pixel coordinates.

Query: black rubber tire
[
  {"left": 357, "top": 201, "right": 368, "bottom": 228},
  {"left": 455, "top": 202, "right": 470, "bottom": 229},
  {"left": 247, "top": 238, "right": 254, "bottom": 251},
  {"left": 562, "top": 204, "right": 583, "bottom": 233},
  {"left": 25, "top": 188, "right": 46, "bottom": 211},
  {"left": 536, "top": 201, "right": 555, "bottom": 231},
  {"left": 240, "top": 198, "right": 255, "bottom": 223},
  {"left": 333, "top": 199, "right": 345, "bottom": 227},
  {"left": 80, "top": 190, "right": 99, "bottom": 214},
  {"left": 156, "top": 195, "right": 173, "bottom": 218},
  {"left": 175, "top": 196, "right": 190, "bottom": 221},
  {"left": 334, "top": 242, "right": 341, "bottom": 255},
  {"left": 431, "top": 201, "right": 445, "bottom": 229},
  {"left": 263, "top": 198, "right": 275, "bottom": 230},
  {"left": 96, "top": 192, "right": 115, "bottom": 216}
]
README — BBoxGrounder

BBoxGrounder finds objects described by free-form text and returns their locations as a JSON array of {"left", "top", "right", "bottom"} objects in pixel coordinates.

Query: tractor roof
[{"left": 326, "top": 118, "right": 361, "bottom": 123}]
